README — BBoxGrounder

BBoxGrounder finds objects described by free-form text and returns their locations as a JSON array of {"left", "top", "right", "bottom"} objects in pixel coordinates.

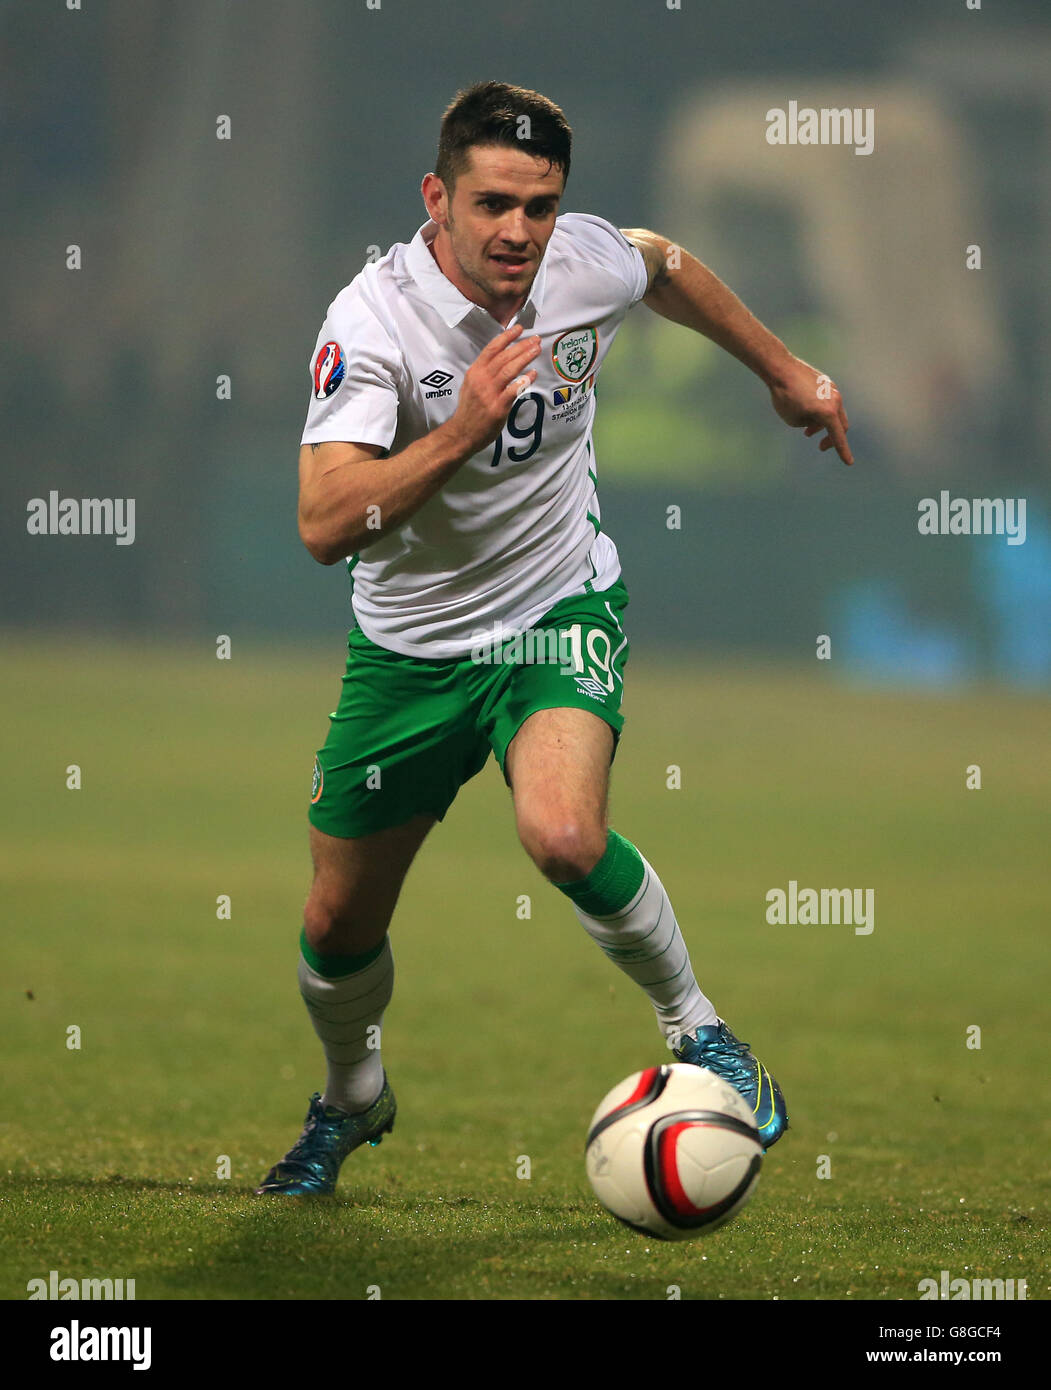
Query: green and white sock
[
  {"left": 297, "top": 929, "right": 392, "bottom": 1114},
  {"left": 554, "top": 830, "right": 717, "bottom": 1046}
]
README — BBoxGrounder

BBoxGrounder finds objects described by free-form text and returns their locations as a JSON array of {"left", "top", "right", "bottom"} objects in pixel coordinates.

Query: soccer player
[{"left": 256, "top": 81, "right": 851, "bottom": 1195}]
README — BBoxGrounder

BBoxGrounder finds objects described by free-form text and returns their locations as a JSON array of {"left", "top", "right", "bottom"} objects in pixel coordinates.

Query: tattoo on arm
[
  {"left": 310, "top": 443, "right": 320, "bottom": 453},
  {"left": 622, "top": 228, "right": 674, "bottom": 295},
  {"left": 651, "top": 254, "right": 671, "bottom": 292}
]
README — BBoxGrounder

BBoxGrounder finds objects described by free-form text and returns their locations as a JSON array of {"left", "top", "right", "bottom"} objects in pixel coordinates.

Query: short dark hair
[{"left": 435, "top": 81, "right": 572, "bottom": 193}]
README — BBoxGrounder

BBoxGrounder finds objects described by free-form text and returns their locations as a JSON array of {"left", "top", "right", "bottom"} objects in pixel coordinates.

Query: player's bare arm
[
  {"left": 298, "top": 324, "right": 542, "bottom": 563},
  {"left": 621, "top": 227, "right": 853, "bottom": 465}
]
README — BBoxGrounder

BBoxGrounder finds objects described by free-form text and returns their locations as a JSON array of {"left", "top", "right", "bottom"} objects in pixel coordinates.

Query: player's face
[{"left": 425, "top": 145, "right": 564, "bottom": 316}]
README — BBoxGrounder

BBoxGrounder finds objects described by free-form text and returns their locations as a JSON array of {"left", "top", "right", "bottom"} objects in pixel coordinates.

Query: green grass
[{"left": 1, "top": 634, "right": 1048, "bottom": 1300}]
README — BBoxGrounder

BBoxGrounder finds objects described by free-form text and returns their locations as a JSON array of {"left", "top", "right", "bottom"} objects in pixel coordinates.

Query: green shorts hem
[{"left": 491, "top": 699, "right": 625, "bottom": 786}]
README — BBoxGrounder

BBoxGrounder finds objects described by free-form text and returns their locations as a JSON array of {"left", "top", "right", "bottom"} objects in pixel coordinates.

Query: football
[{"left": 585, "top": 1063, "right": 763, "bottom": 1240}]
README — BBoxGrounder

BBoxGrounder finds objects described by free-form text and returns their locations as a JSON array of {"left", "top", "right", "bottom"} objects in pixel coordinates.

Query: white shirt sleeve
[
  {"left": 300, "top": 286, "right": 401, "bottom": 450},
  {"left": 555, "top": 212, "right": 650, "bottom": 307}
]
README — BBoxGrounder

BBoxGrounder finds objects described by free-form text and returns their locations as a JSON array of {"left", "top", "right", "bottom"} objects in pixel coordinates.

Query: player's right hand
[{"left": 445, "top": 324, "right": 542, "bottom": 456}]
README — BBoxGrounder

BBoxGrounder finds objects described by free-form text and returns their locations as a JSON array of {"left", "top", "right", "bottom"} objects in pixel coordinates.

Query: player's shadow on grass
[
  {"left": 8, "top": 1176, "right": 708, "bottom": 1297},
  {"left": 4, "top": 1174, "right": 229, "bottom": 1197},
  {"left": 5, "top": 1174, "right": 607, "bottom": 1217}
]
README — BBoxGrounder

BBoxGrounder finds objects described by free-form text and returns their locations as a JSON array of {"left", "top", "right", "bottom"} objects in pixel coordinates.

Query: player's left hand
[{"left": 768, "top": 357, "right": 853, "bottom": 466}]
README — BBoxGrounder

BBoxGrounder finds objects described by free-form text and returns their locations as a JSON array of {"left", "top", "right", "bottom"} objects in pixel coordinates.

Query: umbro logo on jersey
[{"left": 420, "top": 369, "right": 454, "bottom": 398}]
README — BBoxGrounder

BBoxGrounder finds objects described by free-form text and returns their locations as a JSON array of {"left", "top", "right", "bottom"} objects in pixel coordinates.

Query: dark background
[{"left": 4, "top": 0, "right": 1049, "bottom": 685}]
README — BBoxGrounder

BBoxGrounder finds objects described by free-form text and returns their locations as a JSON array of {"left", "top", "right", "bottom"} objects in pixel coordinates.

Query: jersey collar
[{"left": 406, "top": 220, "right": 548, "bottom": 329}]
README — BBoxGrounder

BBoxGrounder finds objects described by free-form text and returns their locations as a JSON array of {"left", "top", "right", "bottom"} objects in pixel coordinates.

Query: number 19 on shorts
[{"left": 562, "top": 622, "right": 617, "bottom": 691}]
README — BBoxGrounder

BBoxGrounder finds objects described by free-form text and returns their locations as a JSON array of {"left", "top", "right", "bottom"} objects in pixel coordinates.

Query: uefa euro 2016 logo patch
[
  {"left": 313, "top": 341, "right": 345, "bottom": 400},
  {"left": 552, "top": 326, "right": 598, "bottom": 383}
]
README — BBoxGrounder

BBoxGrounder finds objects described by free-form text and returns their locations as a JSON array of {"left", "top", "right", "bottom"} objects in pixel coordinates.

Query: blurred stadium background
[{"left": 4, "top": 0, "right": 1049, "bottom": 683}]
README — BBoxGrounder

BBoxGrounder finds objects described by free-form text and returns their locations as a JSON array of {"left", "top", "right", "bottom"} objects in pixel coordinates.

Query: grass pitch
[{"left": 1, "top": 634, "right": 1048, "bottom": 1300}]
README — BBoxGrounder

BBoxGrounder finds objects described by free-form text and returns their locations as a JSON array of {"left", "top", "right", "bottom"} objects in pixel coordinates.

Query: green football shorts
[{"left": 309, "top": 576, "right": 631, "bottom": 839}]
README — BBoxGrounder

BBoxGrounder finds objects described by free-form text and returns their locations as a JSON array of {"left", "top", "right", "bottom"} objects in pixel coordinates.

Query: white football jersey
[{"left": 301, "top": 212, "right": 648, "bottom": 657}]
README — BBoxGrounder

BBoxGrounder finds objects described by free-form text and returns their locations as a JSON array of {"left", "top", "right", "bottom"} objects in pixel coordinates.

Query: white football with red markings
[{"left": 585, "top": 1063, "right": 762, "bottom": 1240}]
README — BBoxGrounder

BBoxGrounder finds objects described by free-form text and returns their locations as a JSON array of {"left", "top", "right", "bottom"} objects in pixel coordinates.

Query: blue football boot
[
  {"left": 255, "top": 1078, "right": 396, "bottom": 1195},
  {"left": 674, "top": 1020, "right": 788, "bottom": 1150}
]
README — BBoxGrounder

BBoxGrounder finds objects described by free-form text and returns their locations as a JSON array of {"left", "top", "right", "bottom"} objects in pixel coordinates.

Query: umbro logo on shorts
[
  {"left": 574, "top": 676, "right": 609, "bottom": 701},
  {"left": 420, "top": 369, "right": 454, "bottom": 399}
]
